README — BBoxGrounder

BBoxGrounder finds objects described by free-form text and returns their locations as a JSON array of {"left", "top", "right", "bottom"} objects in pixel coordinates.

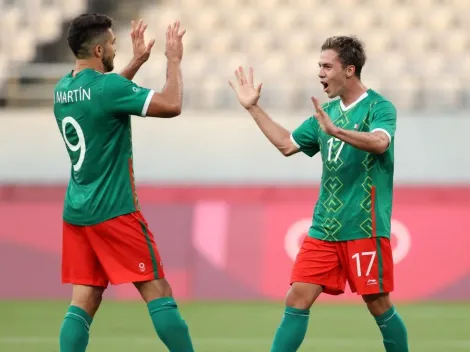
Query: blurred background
[{"left": 0, "top": 0, "right": 469, "bottom": 351}]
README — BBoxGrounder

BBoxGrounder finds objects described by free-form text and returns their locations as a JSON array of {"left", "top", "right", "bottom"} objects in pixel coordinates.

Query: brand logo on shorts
[
  {"left": 367, "top": 279, "right": 377, "bottom": 286},
  {"left": 139, "top": 263, "right": 146, "bottom": 272}
]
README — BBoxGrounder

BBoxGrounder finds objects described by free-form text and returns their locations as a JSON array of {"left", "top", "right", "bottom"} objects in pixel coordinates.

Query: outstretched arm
[
  {"left": 120, "top": 19, "right": 155, "bottom": 80},
  {"left": 246, "top": 105, "right": 299, "bottom": 156},
  {"left": 229, "top": 66, "right": 299, "bottom": 156},
  {"left": 311, "top": 97, "right": 390, "bottom": 154},
  {"left": 145, "top": 21, "right": 185, "bottom": 118},
  {"left": 104, "top": 21, "right": 185, "bottom": 118}
]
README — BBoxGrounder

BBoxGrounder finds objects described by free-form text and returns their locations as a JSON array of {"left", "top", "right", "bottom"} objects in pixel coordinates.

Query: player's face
[
  {"left": 101, "top": 29, "right": 116, "bottom": 73},
  {"left": 318, "top": 49, "right": 348, "bottom": 99}
]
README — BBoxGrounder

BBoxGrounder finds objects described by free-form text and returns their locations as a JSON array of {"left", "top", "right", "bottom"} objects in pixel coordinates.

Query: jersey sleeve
[
  {"left": 291, "top": 117, "right": 320, "bottom": 157},
  {"left": 102, "top": 73, "right": 155, "bottom": 117},
  {"left": 370, "top": 100, "right": 397, "bottom": 145}
]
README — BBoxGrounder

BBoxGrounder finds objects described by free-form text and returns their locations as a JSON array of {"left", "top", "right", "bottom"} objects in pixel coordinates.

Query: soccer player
[
  {"left": 229, "top": 36, "right": 409, "bottom": 351},
  {"left": 53, "top": 14, "right": 194, "bottom": 352}
]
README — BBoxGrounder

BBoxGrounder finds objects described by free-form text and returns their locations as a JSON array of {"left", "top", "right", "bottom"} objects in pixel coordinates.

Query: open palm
[
  {"left": 311, "top": 96, "right": 337, "bottom": 135},
  {"left": 130, "top": 19, "right": 155, "bottom": 64},
  {"left": 229, "top": 66, "right": 263, "bottom": 109}
]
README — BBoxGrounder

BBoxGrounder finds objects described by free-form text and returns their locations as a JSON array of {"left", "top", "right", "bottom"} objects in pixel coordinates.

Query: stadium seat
[
  {"left": 360, "top": 29, "right": 393, "bottom": 55},
  {"left": 2, "top": 0, "right": 470, "bottom": 111},
  {"left": 0, "top": 0, "right": 87, "bottom": 89},
  {"left": 425, "top": 7, "right": 456, "bottom": 31},
  {"left": 413, "top": 0, "right": 441, "bottom": 7},
  {"left": 338, "top": 8, "right": 376, "bottom": 32},
  {"left": 387, "top": 6, "right": 416, "bottom": 32},
  {"left": 37, "top": 7, "right": 62, "bottom": 43},
  {"left": 13, "top": 30, "right": 36, "bottom": 62},
  {"left": 246, "top": 30, "right": 278, "bottom": 55},
  {"left": 399, "top": 29, "right": 433, "bottom": 54},
  {"left": 271, "top": 8, "right": 303, "bottom": 32},
  {"left": 451, "top": 0, "right": 470, "bottom": 10},
  {"left": 60, "top": 0, "right": 87, "bottom": 19},
  {"left": 229, "top": 8, "right": 262, "bottom": 32},
  {"left": 442, "top": 29, "right": 469, "bottom": 54},
  {"left": 193, "top": 8, "right": 222, "bottom": 32},
  {"left": 306, "top": 8, "right": 337, "bottom": 31},
  {"left": 286, "top": 32, "right": 316, "bottom": 56}
]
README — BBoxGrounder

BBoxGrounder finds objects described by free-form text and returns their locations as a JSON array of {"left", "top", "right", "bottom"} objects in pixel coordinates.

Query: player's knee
[
  {"left": 71, "top": 285, "right": 105, "bottom": 317},
  {"left": 285, "top": 282, "right": 322, "bottom": 310},
  {"left": 362, "top": 293, "right": 392, "bottom": 317},
  {"left": 70, "top": 294, "right": 103, "bottom": 315},
  {"left": 134, "top": 278, "right": 173, "bottom": 303}
]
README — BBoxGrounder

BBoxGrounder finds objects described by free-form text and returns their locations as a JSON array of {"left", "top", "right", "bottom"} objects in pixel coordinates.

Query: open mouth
[{"left": 321, "top": 81, "right": 329, "bottom": 92}]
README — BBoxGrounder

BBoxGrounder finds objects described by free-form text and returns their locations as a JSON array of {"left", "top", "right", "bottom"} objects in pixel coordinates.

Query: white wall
[{"left": 0, "top": 109, "right": 469, "bottom": 184}]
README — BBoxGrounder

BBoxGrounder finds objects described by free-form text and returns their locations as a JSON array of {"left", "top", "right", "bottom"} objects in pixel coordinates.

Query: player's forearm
[
  {"left": 247, "top": 105, "right": 296, "bottom": 156},
  {"left": 160, "top": 59, "right": 183, "bottom": 113},
  {"left": 332, "top": 128, "right": 388, "bottom": 154},
  {"left": 119, "top": 59, "right": 142, "bottom": 80}
]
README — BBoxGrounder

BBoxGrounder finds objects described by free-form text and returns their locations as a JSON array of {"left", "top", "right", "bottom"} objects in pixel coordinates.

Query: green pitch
[{"left": 2, "top": 300, "right": 469, "bottom": 351}]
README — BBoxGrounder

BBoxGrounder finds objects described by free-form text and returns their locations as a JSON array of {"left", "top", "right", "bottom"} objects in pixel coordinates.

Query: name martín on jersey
[{"left": 54, "top": 87, "right": 91, "bottom": 104}]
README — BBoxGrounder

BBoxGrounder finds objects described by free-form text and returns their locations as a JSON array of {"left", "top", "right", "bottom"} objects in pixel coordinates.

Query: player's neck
[
  {"left": 340, "top": 81, "right": 368, "bottom": 108},
  {"left": 73, "top": 59, "right": 104, "bottom": 77}
]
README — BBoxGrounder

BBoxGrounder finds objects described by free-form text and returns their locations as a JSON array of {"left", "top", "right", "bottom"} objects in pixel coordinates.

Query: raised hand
[
  {"left": 165, "top": 20, "right": 186, "bottom": 62},
  {"left": 229, "top": 66, "right": 263, "bottom": 109},
  {"left": 130, "top": 19, "right": 155, "bottom": 65},
  {"left": 311, "top": 96, "right": 338, "bottom": 135}
]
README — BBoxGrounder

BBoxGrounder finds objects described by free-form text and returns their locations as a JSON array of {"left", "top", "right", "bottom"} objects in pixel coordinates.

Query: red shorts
[
  {"left": 291, "top": 237, "right": 394, "bottom": 295},
  {"left": 62, "top": 211, "right": 165, "bottom": 288}
]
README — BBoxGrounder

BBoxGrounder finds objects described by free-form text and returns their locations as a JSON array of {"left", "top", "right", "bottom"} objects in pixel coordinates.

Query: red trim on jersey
[
  {"left": 128, "top": 158, "right": 138, "bottom": 209},
  {"left": 371, "top": 185, "right": 377, "bottom": 237}
]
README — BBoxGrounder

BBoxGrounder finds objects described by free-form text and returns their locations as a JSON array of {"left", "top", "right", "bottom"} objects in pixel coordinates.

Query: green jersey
[
  {"left": 53, "top": 68, "right": 155, "bottom": 225},
  {"left": 291, "top": 89, "right": 396, "bottom": 241}
]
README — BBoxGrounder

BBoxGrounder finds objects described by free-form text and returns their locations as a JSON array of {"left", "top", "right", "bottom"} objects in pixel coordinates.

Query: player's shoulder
[
  {"left": 103, "top": 72, "right": 131, "bottom": 85},
  {"left": 103, "top": 72, "right": 123, "bottom": 80},
  {"left": 101, "top": 73, "right": 136, "bottom": 95},
  {"left": 368, "top": 89, "right": 397, "bottom": 113},
  {"left": 54, "top": 72, "right": 72, "bottom": 91}
]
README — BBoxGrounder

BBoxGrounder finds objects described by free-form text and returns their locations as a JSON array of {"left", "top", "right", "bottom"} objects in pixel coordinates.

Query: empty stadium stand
[{"left": 1, "top": 0, "right": 470, "bottom": 112}]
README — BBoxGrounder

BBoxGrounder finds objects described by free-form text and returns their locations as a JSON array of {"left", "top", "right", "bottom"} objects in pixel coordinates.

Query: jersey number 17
[{"left": 327, "top": 137, "right": 345, "bottom": 162}]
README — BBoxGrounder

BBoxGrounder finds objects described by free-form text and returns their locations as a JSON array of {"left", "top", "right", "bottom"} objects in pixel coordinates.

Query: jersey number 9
[{"left": 61, "top": 116, "right": 86, "bottom": 172}]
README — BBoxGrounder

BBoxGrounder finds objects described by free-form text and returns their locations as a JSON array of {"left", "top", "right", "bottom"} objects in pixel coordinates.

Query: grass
[{"left": 1, "top": 300, "right": 469, "bottom": 351}]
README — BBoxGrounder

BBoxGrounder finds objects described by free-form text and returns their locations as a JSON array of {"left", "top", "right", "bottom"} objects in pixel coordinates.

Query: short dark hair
[
  {"left": 321, "top": 36, "right": 366, "bottom": 79},
  {"left": 67, "top": 13, "right": 113, "bottom": 59}
]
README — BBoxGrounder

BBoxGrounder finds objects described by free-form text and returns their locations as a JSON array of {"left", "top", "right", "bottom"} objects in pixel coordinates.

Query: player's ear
[
  {"left": 346, "top": 65, "right": 355, "bottom": 78},
  {"left": 94, "top": 44, "right": 103, "bottom": 58}
]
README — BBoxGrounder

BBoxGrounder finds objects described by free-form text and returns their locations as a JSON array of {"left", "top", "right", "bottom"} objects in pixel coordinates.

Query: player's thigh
[
  {"left": 343, "top": 237, "right": 394, "bottom": 295},
  {"left": 286, "top": 282, "right": 323, "bottom": 310},
  {"left": 87, "top": 211, "right": 165, "bottom": 285},
  {"left": 290, "top": 237, "right": 346, "bottom": 296},
  {"left": 62, "top": 221, "right": 108, "bottom": 287}
]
